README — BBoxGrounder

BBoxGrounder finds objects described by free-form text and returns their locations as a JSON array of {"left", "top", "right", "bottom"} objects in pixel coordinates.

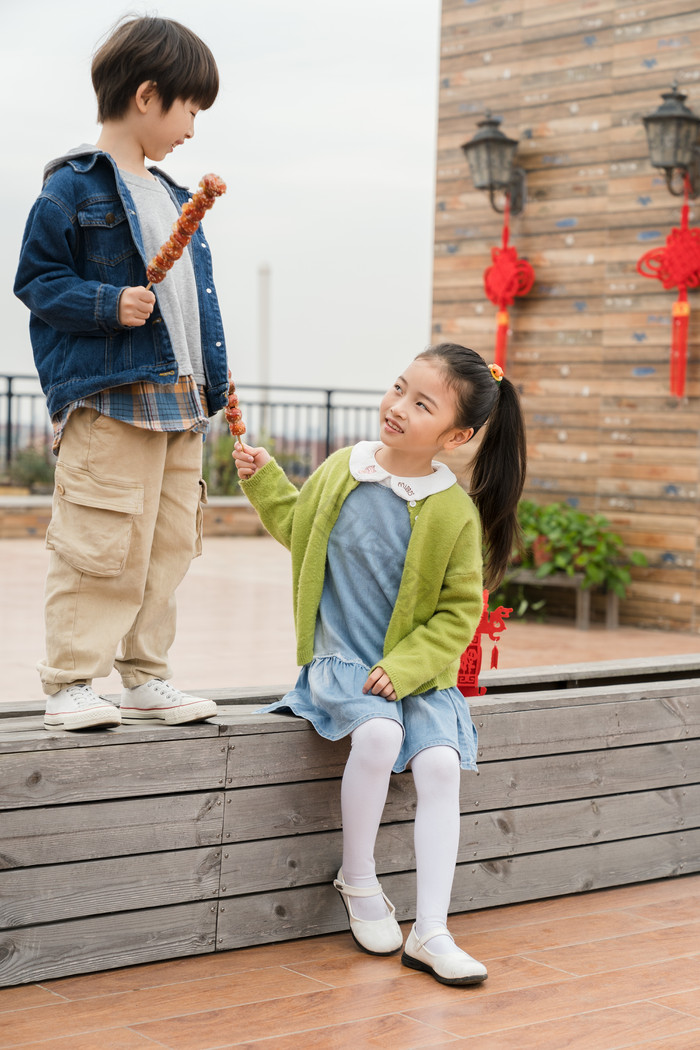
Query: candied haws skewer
[
  {"left": 225, "top": 371, "right": 247, "bottom": 446},
  {"left": 146, "top": 173, "right": 227, "bottom": 287}
]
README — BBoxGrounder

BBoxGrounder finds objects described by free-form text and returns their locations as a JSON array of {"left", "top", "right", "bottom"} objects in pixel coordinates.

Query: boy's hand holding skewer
[{"left": 119, "top": 286, "right": 155, "bottom": 327}]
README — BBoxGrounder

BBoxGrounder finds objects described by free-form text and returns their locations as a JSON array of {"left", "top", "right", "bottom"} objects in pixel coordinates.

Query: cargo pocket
[
  {"left": 194, "top": 478, "right": 208, "bottom": 559},
  {"left": 47, "top": 463, "right": 144, "bottom": 577}
]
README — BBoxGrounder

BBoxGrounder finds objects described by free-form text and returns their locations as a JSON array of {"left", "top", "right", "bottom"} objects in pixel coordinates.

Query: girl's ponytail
[
  {"left": 469, "top": 375, "right": 526, "bottom": 589},
  {"left": 417, "top": 343, "right": 527, "bottom": 590}
]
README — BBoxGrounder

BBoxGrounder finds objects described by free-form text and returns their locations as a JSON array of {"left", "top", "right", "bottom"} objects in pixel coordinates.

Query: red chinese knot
[
  {"left": 637, "top": 175, "right": 700, "bottom": 397},
  {"left": 483, "top": 197, "right": 535, "bottom": 370}
]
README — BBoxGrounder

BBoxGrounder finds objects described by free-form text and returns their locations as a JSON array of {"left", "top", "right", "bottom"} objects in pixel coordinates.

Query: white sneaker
[
  {"left": 120, "top": 679, "right": 218, "bottom": 725},
  {"left": 44, "top": 684, "right": 121, "bottom": 731}
]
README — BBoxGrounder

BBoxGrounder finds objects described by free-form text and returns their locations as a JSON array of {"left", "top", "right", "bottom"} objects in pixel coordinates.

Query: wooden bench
[
  {"left": 1, "top": 654, "right": 698, "bottom": 987},
  {"left": 507, "top": 568, "right": 619, "bottom": 630}
]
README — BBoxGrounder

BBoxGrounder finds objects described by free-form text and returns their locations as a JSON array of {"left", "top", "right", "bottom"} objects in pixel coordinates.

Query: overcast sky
[{"left": 3, "top": 0, "right": 442, "bottom": 392}]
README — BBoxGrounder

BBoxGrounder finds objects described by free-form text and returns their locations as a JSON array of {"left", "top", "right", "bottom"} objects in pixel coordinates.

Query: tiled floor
[
  {"left": 2, "top": 535, "right": 700, "bottom": 703},
  {"left": 1, "top": 876, "right": 699, "bottom": 1048}
]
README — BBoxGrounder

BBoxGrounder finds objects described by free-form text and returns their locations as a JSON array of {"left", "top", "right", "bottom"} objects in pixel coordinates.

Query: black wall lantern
[
  {"left": 461, "top": 111, "right": 526, "bottom": 215},
  {"left": 642, "top": 82, "right": 700, "bottom": 198}
]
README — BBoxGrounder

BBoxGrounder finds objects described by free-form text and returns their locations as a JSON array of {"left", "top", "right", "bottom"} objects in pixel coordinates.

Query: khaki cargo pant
[{"left": 39, "top": 408, "right": 206, "bottom": 695}]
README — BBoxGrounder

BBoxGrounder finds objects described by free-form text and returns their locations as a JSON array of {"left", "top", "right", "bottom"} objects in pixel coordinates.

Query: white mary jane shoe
[
  {"left": 333, "top": 868, "right": 403, "bottom": 956},
  {"left": 401, "top": 924, "right": 488, "bottom": 986}
]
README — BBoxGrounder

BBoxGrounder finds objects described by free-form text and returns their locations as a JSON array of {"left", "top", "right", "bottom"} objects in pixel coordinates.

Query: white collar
[{"left": 349, "top": 441, "right": 457, "bottom": 501}]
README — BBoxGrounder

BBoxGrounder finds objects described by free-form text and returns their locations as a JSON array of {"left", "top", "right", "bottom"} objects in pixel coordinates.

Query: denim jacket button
[
  {"left": 105, "top": 212, "right": 115, "bottom": 225},
  {"left": 206, "top": 288, "right": 212, "bottom": 293}
]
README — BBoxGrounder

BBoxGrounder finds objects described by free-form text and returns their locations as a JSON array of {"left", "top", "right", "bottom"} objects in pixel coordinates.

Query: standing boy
[{"left": 14, "top": 17, "right": 228, "bottom": 730}]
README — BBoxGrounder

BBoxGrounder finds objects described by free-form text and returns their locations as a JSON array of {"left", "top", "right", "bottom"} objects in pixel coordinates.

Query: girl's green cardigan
[{"left": 241, "top": 447, "right": 484, "bottom": 701}]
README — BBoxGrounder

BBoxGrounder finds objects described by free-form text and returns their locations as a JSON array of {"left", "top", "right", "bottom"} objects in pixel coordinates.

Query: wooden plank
[
  {"left": 0, "top": 792, "right": 225, "bottom": 868},
  {"left": 475, "top": 695, "right": 700, "bottom": 761},
  {"left": 223, "top": 738, "right": 700, "bottom": 842},
  {"left": 0, "top": 685, "right": 288, "bottom": 725},
  {"left": 475, "top": 675, "right": 699, "bottom": 715},
  {"left": 219, "top": 785, "right": 700, "bottom": 895},
  {"left": 0, "top": 739, "right": 228, "bottom": 807},
  {"left": 215, "top": 830, "right": 700, "bottom": 949},
  {"left": 0, "top": 847, "right": 222, "bottom": 929},
  {"left": 216, "top": 880, "right": 353, "bottom": 948},
  {"left": 462, "top": 785, "right": 700, "bottom": 861},
  {"left": 0, "top": 901, "right": 216, "bottom": 988},
  {"left": 484, "top": 655, "right": 700, "bottom": 688},
  {"left": 226, "top": 731, "right": 350, "bottom": 788},
  {"left": 448, "top": 829, "right": 700, "bottom": 910},
  {"left": 0, "top": 720, "right": 224, "bottom": 752}
]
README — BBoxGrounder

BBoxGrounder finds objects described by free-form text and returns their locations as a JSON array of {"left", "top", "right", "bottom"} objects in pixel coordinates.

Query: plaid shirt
[{"left": 52, "top": 376, "right": 209, "bottom": 452}]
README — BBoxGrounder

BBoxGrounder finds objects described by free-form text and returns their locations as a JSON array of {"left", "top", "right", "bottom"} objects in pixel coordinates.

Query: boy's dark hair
[
  {"left": 417, "top": 343, "right": 527, "bottom": 590},
  {"left": 92, "top": 16, "right": 219, "bottom": 123}
]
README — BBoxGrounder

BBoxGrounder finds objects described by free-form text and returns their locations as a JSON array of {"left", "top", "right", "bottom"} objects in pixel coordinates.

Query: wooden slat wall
[{"left": 433, "top": 0, "right": 700, "bottom": 630}]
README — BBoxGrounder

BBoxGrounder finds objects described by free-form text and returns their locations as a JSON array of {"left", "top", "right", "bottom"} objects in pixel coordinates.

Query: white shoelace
[
  {"left": 143, "top": 680, "right": 188, "bottom": 702},
  {"left": 62, "top": 685, "right": 109, "bottom": 709}
]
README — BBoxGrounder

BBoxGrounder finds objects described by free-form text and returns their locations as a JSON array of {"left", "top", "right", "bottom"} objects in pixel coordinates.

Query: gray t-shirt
[{"left": 120, "top": 170, "right": 204, "bottom": 384}]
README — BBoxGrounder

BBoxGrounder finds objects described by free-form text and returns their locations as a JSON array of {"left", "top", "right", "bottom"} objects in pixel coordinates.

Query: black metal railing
[
  {"left": 0, "top": 374, "right": 383, "bottom": 485},
  {"left": 0, "top": 375, "right": 53, "bottom": 471}
]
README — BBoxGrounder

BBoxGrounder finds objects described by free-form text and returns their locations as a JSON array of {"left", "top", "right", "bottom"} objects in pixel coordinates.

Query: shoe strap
[
  {"left": 413, "top": 925, "right": 455, "bottom": 950},
  {"left": 333, "top": 873, "right": 386, "bottom": 898}
]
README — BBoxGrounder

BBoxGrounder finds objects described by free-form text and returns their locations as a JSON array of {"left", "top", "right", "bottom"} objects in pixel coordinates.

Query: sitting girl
[{"left": 233, "top": 342, "right": 526, "bottom": 986}]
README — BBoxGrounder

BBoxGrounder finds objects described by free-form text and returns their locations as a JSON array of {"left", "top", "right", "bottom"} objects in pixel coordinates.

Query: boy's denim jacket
[{"left": 14, "top": 146, "right": 229, "bottom": 418}]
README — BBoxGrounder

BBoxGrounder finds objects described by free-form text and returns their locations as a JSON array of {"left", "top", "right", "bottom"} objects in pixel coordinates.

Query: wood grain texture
[
  {"left": 0, "top": 792, "right": 225, "bottom": 868},
  {"left": 0, "top": 739, "right": 227, "bottom": 808},
  {"left": 0, "top": 902, "right": 217, "bottom": 987},
  {"left": 0, "top": 848, "right": 222, "bottom": 929},
  {"left": 433, "top": 0, "right": 700, "bottom": 629}
]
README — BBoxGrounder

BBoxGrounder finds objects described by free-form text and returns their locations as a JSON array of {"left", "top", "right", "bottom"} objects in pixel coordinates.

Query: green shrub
[
  {"left": 514, "top": 499, "right": 648, "bottom": 599},
  {"left": 6, "top": 448, "right": 55, "bottom": 490}
]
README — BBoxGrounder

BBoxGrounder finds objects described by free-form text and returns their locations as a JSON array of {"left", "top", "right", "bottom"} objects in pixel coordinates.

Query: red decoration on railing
[
  {"left": 483, "top": 196, "right": 535, "bottom": 370},
  {"left": 637, "top": 175, "right": 700, "bottom": 397},
  {"left": 457, "top": 590, "right": 512, "bottom": 698}
]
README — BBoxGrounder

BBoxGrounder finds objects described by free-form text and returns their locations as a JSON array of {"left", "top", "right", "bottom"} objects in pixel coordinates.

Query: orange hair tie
[{"left": 489, "top": 363, "right": 504, "bottom": 383}]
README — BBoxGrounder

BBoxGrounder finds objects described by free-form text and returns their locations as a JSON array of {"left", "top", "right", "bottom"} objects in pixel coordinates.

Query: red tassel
[
  {"left": 494, "top": 312, "right": 509, "bottom": 371},
  {"left": 490, "top": 644, "right": 499, "bottom": 670},
  {"left": 637, "top": 175, "right": 698, "bottom": 397},
  {"left": 671, "top": 291, "right": 690, "bottom": 397}
]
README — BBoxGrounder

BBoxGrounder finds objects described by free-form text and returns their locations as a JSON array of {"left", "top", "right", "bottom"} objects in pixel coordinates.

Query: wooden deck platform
[{"left": 1, "top": 654, "right": 698, "bottom": 988}]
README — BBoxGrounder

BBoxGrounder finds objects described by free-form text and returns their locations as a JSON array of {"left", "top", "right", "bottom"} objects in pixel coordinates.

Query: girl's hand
[
  {"left": 119, "top": 286, "right": 155, "bottom": 327},
  {"left": 233, "top": 441, "right": 271, "bottom": 479},
  {"left": 363, "top": 666, "right": 397, "bottom": 701}
]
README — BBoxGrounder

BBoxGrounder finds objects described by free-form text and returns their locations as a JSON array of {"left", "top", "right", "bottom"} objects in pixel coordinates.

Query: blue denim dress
[{"left": 260, "top": 483, "right": 478, "bottom": 773}]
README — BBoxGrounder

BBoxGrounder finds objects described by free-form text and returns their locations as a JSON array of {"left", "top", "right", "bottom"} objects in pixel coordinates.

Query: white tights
[{"left": 340, "top": 717, "right": 461, "bottom": 954}]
